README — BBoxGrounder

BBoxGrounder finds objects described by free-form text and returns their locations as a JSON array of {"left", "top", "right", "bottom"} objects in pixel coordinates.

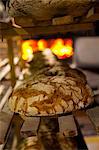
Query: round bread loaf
[{"left": 8, "top": 75, "right": 93, "bottom": 117}]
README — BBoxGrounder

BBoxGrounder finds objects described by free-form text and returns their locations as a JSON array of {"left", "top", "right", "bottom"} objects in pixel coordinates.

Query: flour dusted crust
[{"left": 8, "top": 73, "right": 93, "bottom": 117}]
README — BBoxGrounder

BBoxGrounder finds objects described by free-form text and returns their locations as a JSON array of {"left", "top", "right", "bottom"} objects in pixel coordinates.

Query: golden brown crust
[{"left": 8, "top": 74, "right": 93, "bottom": 117}]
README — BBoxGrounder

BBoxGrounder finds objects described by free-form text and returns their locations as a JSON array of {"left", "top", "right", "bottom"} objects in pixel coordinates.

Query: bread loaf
[{"left": 8, "top": 73, "right": 93, "bottom": 117}]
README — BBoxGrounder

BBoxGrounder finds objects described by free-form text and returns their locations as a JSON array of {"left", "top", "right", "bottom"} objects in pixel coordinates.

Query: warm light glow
[
  {"left": 22, "top": 47, "right": 33, "bottom": 61},
  {"left": 22, "top": 40, "right": 34, "bottom": 61},
  {"left": 21, "top": 38, "right": 73, "bottom": 61},
  {"left": 65, "top": 39, "right": 73, "bottom": 46},
  {"left": 38, "top": 39, "right": 47, "bottom": 51},
  {"left": 51, "top": 38, "right": 73, "bottom": 59}
]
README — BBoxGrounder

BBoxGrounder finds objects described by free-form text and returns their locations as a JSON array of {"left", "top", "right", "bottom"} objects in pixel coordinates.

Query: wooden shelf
[
  {"left": 0, "top": 22, "right": 95, "bottom": 38},
  {"left": 0, "top": 1, "right": 99, "bottom": 38}
]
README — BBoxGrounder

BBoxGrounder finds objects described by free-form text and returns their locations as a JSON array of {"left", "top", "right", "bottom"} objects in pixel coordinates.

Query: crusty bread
[{"left": 8, "top": 73, "right": 93, "bottom": 117}]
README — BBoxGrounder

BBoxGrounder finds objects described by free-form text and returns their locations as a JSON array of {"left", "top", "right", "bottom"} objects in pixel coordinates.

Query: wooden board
[
  {"left": 0, "top": 23, "right": 94, "bottom": 37},
  {"left": 87, "top": 107, "right": 99, "bottom": 135},
  {"left": 0, "top": 1, "right": 99, "bottom": 38}
]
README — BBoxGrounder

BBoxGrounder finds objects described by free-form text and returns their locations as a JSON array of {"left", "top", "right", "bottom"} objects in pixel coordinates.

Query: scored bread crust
[{"left": 8, "top": 75, "right": 93, "bottom": 117}]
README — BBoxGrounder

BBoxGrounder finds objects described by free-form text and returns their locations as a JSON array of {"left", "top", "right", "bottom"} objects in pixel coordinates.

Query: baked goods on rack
[{"left": 8, "top": 71, "right": 93, "bottom": 117}]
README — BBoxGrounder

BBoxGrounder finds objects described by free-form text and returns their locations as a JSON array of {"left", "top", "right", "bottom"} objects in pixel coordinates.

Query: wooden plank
[
  {"left": 73, "top": 110, "right": 98, "bottom": 149},
  {"left": 87, "top": 107, "right": 99, "bottom": 135},
  {"left": 3, "top": 114, "right": 24, "bottom": 150},
  {"left": 14, "top": 17, "right": 52, "bottom": 27},
  {"left": 21, "top": 117, "right": 40, "bottom": 133},
  {"left": 73, "top": 110, "right": 97, "bottom": 136},
  {"left": 1, "top": 23, "right": 94, "bottom": 37},
  {"left": 0, "top": 64, "right": 10, "bottom": 81},
  {"left": 0, "top": 85, "right": 5, "bottom": 95},
  {"left": 84, "top": 136, "right": 99, "bottom": 150},
  {"left": 0, "top": 86, "right": 12, "bottom": 111},
  {"left": 86, "top": 7, "right": 95, "bottom": 19},
  {"left": 83, "top": 5, "right": 99, "bottom": 22},
  {"left": 52, "top": 15, "right": 73, "bottom": 25},
  {"left": 58, "top": 115, "right": 77, "bottom": 137},
  {"left": 14, "top": 17, "right": 35, "bottom": 27},
  {"left": 0, "top": 58, "right": 9, "bottom": 68},
  {"left": 7, "top": 38, "right": 16, "bottom": 87},
  {"left": 0, "top": 57, "right": 19, "bottom": 81},
  {"left": 0, "top": 111, "right": 13, "bottom": 144},
  {"left": 84, "top": 13, "right": 99, "bottom": 22}
]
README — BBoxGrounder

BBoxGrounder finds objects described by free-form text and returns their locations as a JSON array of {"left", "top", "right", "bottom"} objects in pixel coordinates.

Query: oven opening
[{"left": 21, "top": 38, "right": 73, "bottom": 62}]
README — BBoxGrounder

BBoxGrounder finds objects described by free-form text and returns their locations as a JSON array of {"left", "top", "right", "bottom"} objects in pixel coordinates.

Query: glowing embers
[
  {"left": 51, "top": 39, "right": 73, "bottom": 59},
  {"left": 21, "top": 38, "right": 73, "bottom": 61}
]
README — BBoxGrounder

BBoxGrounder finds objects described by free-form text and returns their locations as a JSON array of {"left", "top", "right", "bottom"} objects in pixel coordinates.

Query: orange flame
[
  {"left": 22, "top": 40, "right": 35, "bottom": 61},
  {"left": 21, "top": 38, "right": 73, "bottom": 61},
  {"left": 38, "top": 39, "right": 47, "bottom": 51},
  {"left": 51, "top": 38, "right": 73, "bottom": 59}
]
